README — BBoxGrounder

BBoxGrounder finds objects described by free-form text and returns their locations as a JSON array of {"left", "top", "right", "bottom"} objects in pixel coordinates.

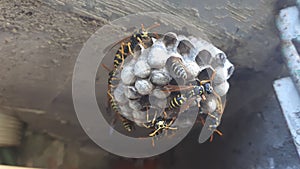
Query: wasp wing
[
  {"left": 162, "top": 85, "right": 194, "bottom": 93},
  {"left": 198, "top": 93, "right": 226, "bottom": 143},
  {"left": 103, "top": 35, "right": 132, "bottom": 54}
]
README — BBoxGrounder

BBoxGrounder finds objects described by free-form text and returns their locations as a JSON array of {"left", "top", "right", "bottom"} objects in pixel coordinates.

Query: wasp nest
[{"left": 111, "top": 32, "right": 234, "bottom": 128}]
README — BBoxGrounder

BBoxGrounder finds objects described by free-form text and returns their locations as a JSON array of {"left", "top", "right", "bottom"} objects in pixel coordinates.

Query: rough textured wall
[
  {"left": 0, "top": 0, "right": 290, "bottom": 140},
  {"left": 44, "top": 0, "right": 280, "bottom": 70}
]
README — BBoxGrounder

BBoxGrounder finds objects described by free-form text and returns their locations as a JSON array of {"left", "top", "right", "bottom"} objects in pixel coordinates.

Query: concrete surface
[
  {"left": 274, "top": 77, "right": 300, "bottom": 158},
  {"left": 0, "top": 0, "right": 300, "bottom": 168}
]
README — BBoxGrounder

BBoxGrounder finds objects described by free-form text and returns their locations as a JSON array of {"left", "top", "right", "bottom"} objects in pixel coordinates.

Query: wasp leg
[
  {"left": 119, "top": 42, "right": 126, "bottom": 69},
  {"left": 207, "top": 112, "right": 219, "bottom": 121},
  {"left": 108, "top": 84, "right": 117, "bottom": 90},
  {"left": 137, "top": 37, "right": 146, "bottom": 48},
  {"left": 152, "top": 137, "right": 155, "bottom": 147},
  {"left": 149, "top": 124, "right": 177, "bottom": 138},
  {"left": 101, "top": 63, "right": 112, "bottom": 72},
  {"left": 199, "top": 116, "right": 222, "bottom": 142},
  {"left": 127, "top": 42, "right": 134, "bottom": 56},
  {"left": 209, "top": 134, "right": 214, "bottom": 142},
  {"left": 143, "top": 123, "right": 149, "bottom": 128},
  {"left": 201, "top": 94, "right": 207, "bottom": 101},
  {"left": 197, "top": 98, "right": 202, "bottom": 108},
  {"left": 199, "top": 79, "right": 211, "bottom": 84},
  {"left": 210, "top": 67, "right": 216, "bottom": 81},
  {"left": 215, "top": 129, "right": 223, "bottom": 136},
  {"left": 149, "top": 127, "right": 162, "bottom": 137},
  {"left": 152, "top": 111, "right": 157, "bottom": 124},
  {"left": 107, "top": 91, "right": 114, "bottom": 99},
  {"left": 153, "top": 32, "right": 160, "bottom": 39},
  {"left": 149, "top": 129, "right": 159, "bottom": 137},
  {"left": 143, "top": 107, "right": 152, "bottom": 128},
  {"left": 213, "top": 91, "right": 223, "bottom": 111},
  {"left": 146, "top": 106, "right": 150, "bottom": 122},
  {"left": 209, "top": 128, "right": 223, "bottom": 142},
  {"left": 163, "top": 111, "right": 168, "bottom": 118},
  {"left": 199, "top": 67, "right": 217, "bottom": 84},
  {"left": 165, "top": 126, "right": 177, "bottom": 130}
]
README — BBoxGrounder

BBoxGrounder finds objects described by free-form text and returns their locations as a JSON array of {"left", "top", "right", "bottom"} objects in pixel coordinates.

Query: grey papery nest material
[{"left": 111, "top": 32, "right": 234, "bottom": 128}]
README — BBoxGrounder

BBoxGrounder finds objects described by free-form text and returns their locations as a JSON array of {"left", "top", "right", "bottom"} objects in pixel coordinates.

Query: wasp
[
  {"left": 166, "top": 56, "right": 188, "bottom": 80},
  {"left": 164, "top": 79, "right": 214, "bottom": 112},
  {"left": 110, "top": 24, "right": 161, "bottom": 69},
  {"left": 101, "top": 64, "right": 120, "bottom": 111},
  {"left": 101, "top": 64, "right": 135, "bottom": 133},
  {"left": 143, "top": 110, "right": 177, "bottom": 147},
  {"left": 165, "top": 66, "right": 217, "bottom": 110},
  {"left": 119, "top": 115, "right": 135, "bottom": 132},
  {"left": 198, "top": 92, "right": 226, "bottom": 143}
]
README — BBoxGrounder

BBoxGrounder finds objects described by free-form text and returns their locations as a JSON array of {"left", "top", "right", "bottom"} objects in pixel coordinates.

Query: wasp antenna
[
  {"left": 141, "top": 24, "right": 145, "bottom": 31},
  {"left": 152, "top": 111, "right": 157, "bottom": 124},
  {"left": 209, "top": 135, "right": 214, "bottom": 142},
  {"left": 146, "top": 23, "right": 160, "bottom": 31}
]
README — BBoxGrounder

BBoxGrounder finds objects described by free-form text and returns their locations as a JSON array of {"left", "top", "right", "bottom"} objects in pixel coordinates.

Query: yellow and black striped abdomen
[
  {"left": 109, "top": 97, "right": 119, "bottom": 113},
  {"left": 113, "top": 42, "right": 133, "bottom": 69},
  {"left": 108, "top": 70, "right": 120, "bottom": 89},
  {"left": 121, "top": 117, "right": 135, "bottom": 132},
  {"left": 169, "top": 94, "right": 187, "bottom": 110},
  {"left": 113, "top": 30, "right": 158, "bottom": 69}
]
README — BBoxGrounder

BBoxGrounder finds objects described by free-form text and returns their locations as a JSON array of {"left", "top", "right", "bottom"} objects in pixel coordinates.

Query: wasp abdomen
[
  {"left": 166, "top": 56, "right": 188, "bottom": 80},
  {"left": 169, "top": 94, "right": 187, "bottom": 110},
  {"left": 108, "top": 70, "right": 120, "bottom": 89},
  {"left": 121, "top": 116, "right": 135, "bottom": 132}
]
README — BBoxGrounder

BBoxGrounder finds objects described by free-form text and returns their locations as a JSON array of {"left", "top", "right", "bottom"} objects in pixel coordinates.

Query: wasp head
[
  {"left": 154, "top": 117, "right": 165, "bottom": 129},
  {"left": 204, "top": 83, "right": 213, "bottom": 94}
]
